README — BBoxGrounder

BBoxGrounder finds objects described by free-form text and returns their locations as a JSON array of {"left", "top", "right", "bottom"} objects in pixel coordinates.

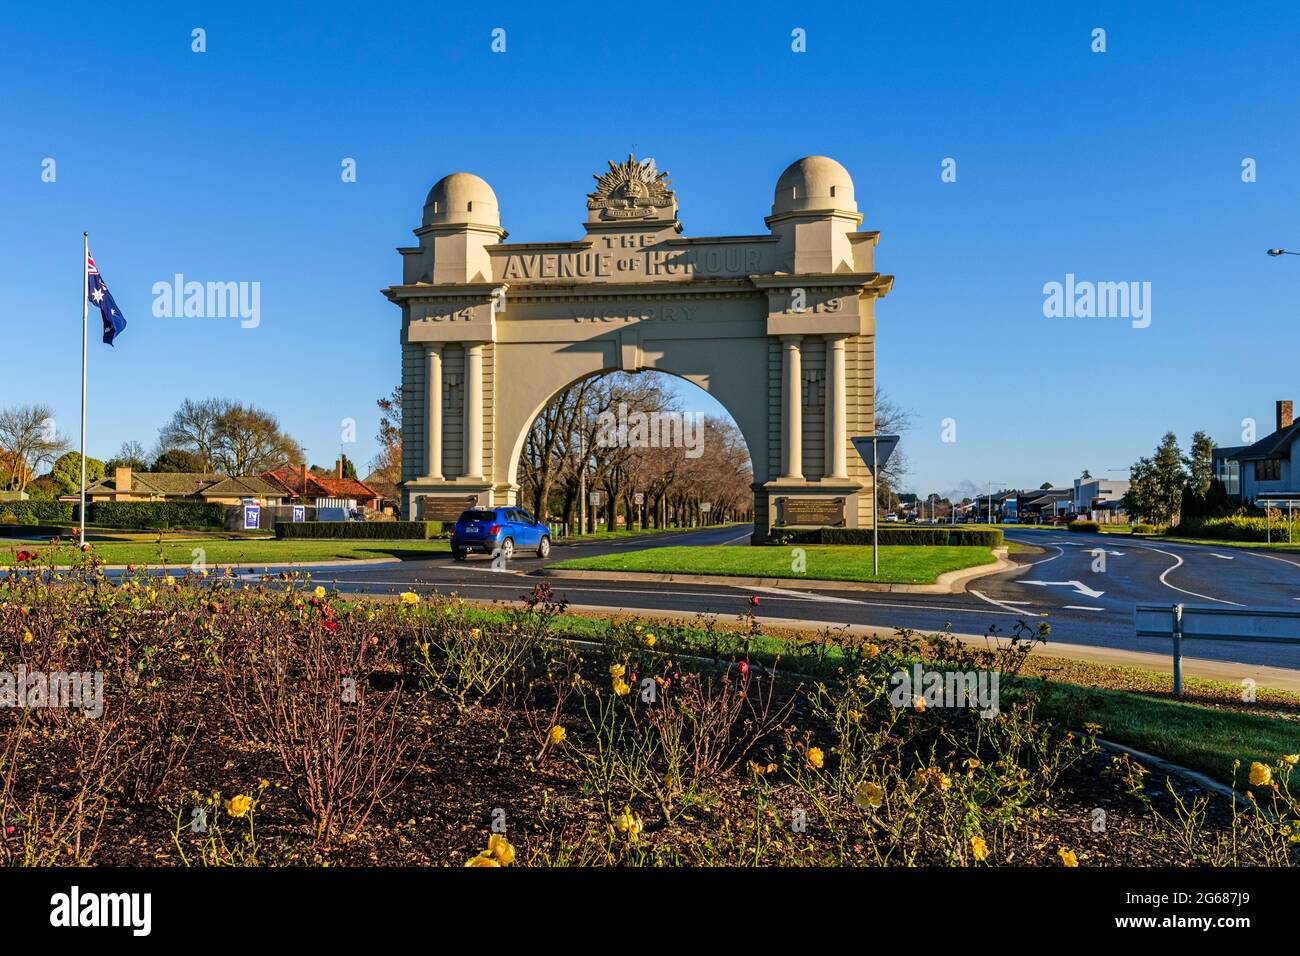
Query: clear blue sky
[{"left": 2, "top": 1, "right": 1298, "bottom": 494}]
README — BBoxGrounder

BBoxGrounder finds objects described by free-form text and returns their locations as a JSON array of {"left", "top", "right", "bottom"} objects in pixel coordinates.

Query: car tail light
[{"left": 489, "top": 523, "right": 502, "bottom": 535}]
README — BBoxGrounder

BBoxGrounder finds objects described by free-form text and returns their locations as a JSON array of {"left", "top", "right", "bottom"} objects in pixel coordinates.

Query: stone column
[
  {"left": 464, "top": 342, "right": 484, "bottom": 479},
  {"left": 780, "top": 335, "right": 803, "bottom": 480},
  {"left": 824, "top": 334, "right": 848, "bottom": 480},
  {"left": 425, "top": 344, "right": 443, "bottom": 480}
]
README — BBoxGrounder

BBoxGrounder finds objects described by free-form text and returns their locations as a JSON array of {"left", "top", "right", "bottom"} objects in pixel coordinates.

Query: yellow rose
[
  {"left": 399, "top": 591, "right": 419, "bottom": 606},
  {"left": 805, "top": 746, "right": 825, "bottom": 770},
  {"left": 314, "top": 586, "right": 326, "bottom": 599},
  {"left": 1283, "top": 754, "right": 1298, "bottom": 767},
  {"left": 487, "top": 833, "right": 515, "bottom": 865},
  {"left": 1057, "top": 847, "right": 1078, "bottom": 867},
  {"left": 644, "top": 633, "right": 656, "bottom": 647},
  {"left": 465, "top": 853, "right": 500, "bottom": 867},
  {"left": 225, "top": 794, "right": 253, "bottom": 818},
  {"left": 912, "top": 695, "right": 926, "bottom": 713},
  {"left": 614, "top": 807, "right": 643, "bottom": 842},
  {"left": 612, "top": 677, "right": 631, "bottom": 696},
  {"left": 548, "top": 725, "right": 567, "bottom": 745},
  {"left": 609, "top": 663, "right": 626, "bottom": 679},
  {"left": 971, "top": 835, "right": 989, "bottom": 862},
  {"left": 469, "top": 627, "right": 481, "bottom": 640},
  {"left": 1249, "top": 761, "right": 1272, "bottom": 787},
  {"left": 863, "top": 644, "right": 881, "bottom": 658},
  {"left": 22, "top": 629, "right": 33, "bottom": 644},
  {"left": 853, "top": 781, "right": 884, "bottom": 809}
]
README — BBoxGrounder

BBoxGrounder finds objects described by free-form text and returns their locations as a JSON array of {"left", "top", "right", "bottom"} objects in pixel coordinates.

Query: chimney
[
  {"left": 335, "top": 458, "right": 343, "bottom": 479},
  {"left": 1278, "top": 400, "right": 1294, "bottom": 432},
  {"left": 115, "top": 466, "right": 132, "bottom": 493}
]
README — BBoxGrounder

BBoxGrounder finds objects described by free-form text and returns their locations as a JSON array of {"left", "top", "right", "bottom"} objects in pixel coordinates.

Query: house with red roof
[{"left": 261, "top": 461, "right": 382, "bottom": 511}]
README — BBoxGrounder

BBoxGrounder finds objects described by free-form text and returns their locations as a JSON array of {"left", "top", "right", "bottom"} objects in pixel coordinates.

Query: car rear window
[{"left": 459, "top": 510, "right": 497, "bottom": 523}]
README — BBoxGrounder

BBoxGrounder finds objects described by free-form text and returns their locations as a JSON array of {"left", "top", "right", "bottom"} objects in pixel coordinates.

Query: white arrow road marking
[
  {"left": 969, "top": 588, "right": 1047, "bottom": 615},
  {"left": 1020, "top": 579, "right": 1106, "bottom": 599},
  {"left": 1063, "top": 605, "right": 1105, "bottom": 612}
]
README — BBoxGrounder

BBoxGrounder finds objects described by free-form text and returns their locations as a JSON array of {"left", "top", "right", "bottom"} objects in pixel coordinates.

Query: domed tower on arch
[{"left": 385, "top": 155, "right": 892, "bottom": 540}]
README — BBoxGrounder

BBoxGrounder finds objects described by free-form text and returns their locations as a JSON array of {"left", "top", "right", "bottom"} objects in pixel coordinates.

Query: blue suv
[{"left": 450, "top": 507, "right": 552, "bottom": 561}]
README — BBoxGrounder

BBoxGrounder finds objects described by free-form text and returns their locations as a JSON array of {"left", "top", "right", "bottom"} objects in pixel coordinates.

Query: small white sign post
[
  {"left": 700, "top": 501, "right": 712, "bottom": 525},
  {"left": 851, "top": 435, "right": 900, "bottom": 577}
]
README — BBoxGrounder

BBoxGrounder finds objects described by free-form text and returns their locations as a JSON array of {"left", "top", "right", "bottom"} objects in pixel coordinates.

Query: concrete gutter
[{"left": 538, "top": 547, "right": 1013, "bottom": 594}]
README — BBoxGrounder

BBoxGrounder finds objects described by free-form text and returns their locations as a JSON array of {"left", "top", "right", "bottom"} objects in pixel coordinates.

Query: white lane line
[
  {"left": 1248, "top": 551, "right": 1300, "bottom": 571},
  {"left": 324, "top": 577, "right": 1026, "bottom": 617},
  {"left": 721, "top": 531, "right": 755, "bottom": 545},
  {"left": 1024, "top": 544, "right": 1066, "bottom": 568},
  {"left": 1125, "top": 542, "right": 1246, "bottom": 607},
  {"left": 1209, "top": 553, "right": 1234, "bottom": 560},
  {"left": 969, "top": 588, "right": 1046, "bottom": 615},
  {"left": 1063, "top": 605, "right": 1105, "bottom": 612},
  {"left": 437, "top": 564, "right": 529, "bottom": 575},
  {"left": 741, "top": 585, "right": 861, "bottom": 605}
]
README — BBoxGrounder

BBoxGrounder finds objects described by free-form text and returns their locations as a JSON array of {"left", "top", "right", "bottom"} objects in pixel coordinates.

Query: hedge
[
  {"left": 275, "top": 521, "right": 445, "bottom": 540},
  {"left": 1170, "top": 516, "right": 1299, "bottom": 542},
  {"left": 0, "top": 500, "right": 74, "bottom": 525},
  {"left": 775, "top": 526, "right": 1003, "bottom": 548},
  {"left": 1067, "top": 520, "right": 1101, "bottom": 533},
  {"left": 89, "top": 501, "right": 227, "bottom": 530}
]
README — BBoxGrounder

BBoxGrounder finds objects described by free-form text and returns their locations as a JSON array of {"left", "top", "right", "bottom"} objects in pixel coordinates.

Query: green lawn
[
  {"left": 549, "top": 543, "right": 996, "bottom": 584},
  {"left": 0, "top": 538, "right": 450, "bottom": 567},
  {"left": 1023, "top": 680, "right": 1300, "bottom": 785},
  {"left": 557, "top": 522, "right": 741, "bottom": 543}
]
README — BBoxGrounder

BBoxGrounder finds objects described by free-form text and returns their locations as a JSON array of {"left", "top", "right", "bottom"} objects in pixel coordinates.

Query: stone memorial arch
[{"left": 384, "top": 155, "right": 893, "bottom": 542}]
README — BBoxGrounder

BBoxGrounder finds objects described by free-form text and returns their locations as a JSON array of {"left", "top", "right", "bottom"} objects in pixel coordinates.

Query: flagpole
[{"left": 80, "top": 232, "right": 88, "bottom": 541}]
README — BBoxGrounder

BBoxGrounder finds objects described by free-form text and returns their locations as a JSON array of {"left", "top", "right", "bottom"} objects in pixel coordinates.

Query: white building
[{"left": 1073, "top": 477, "right": 1130, "bottom": 520}]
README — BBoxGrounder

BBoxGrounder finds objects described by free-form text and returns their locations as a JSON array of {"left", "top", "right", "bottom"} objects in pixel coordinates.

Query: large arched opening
[{"left": 508, "top": 368, "right": 755, "bottom": 536}]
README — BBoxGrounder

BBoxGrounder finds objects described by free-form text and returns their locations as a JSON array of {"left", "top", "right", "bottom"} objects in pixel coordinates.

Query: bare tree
[
  {"left": 0, "top": 403, "right": 67, "bottom": 493},
  {"left": 369, "top": 386, "right": 402, "bottom": 484},
  {"left": 159, "top": 398, "right": 303, "bottom": 475}
]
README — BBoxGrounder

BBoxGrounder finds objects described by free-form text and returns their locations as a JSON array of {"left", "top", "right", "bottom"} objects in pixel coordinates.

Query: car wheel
[
  {"left": 499, "top": 538, "right": 514, "bottom": 561},
  {"left": 452, "top": 548, "right": 467, "bottom": 561},
  {"left": 537, "top": 536, "right": 550, "bottom": 558}
]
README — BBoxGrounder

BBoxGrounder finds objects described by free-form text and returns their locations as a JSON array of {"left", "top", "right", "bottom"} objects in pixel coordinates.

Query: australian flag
[{"left": 86, "top": 252, "right": 127, "bottom": 345}]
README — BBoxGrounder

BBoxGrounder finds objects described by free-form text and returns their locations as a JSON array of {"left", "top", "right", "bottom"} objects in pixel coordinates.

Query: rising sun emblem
[{"left": 587, "top": 154, "right": 675, "bottom": 220}]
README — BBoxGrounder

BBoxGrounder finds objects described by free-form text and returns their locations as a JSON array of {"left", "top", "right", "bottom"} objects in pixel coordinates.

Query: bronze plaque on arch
[
  {"left": 420, "top": 495, "right": 480, "bottom": 522},
  {"left": 778, "top": 497, "right": 846, "bottom": 527}
]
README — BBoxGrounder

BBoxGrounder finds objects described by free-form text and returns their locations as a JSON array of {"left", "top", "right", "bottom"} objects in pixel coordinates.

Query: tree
[
  {"left": 370, "top": 385, "right": 402, "bottom": 485},
  {"left": 159, "top": 398, "right": 303, "bottom": 475},
  {"left": 152, "top": 448, "right": 204, "bottom": 473},
  {"left": 0, "top": 403, "right": 67, "bottom": 493},
  {"left": 1185, "top": 430, "right": 1215, "bottom": 497},
  {"left": 1080, "top": 469, "right": 1092, "bottom": 480},
  {"left": 1039, "top": 481, "right": 1054, "bottom": 490},
  {"left": 1123, "top": 432, "right": 1187, "bottom": 524},
  {"left": 873, "top": 390, "right": 913, "bottom": 508},
  {"left": 50, "top": 452, "right": 106, "bottom": 497},
  {"left": 105, "top": 440, "right": 149, "bottom": 472}
]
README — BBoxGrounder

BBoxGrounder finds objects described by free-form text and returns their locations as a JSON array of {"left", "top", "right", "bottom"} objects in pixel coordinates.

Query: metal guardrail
[{"left": 1135, "top": 602, "right": 1300, "bottom": 694}]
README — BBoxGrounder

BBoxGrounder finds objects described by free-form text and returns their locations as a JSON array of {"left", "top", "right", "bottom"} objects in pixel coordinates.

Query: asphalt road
[{"left": 281, "top": 525, "right": 1300, "bottom": 671}]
